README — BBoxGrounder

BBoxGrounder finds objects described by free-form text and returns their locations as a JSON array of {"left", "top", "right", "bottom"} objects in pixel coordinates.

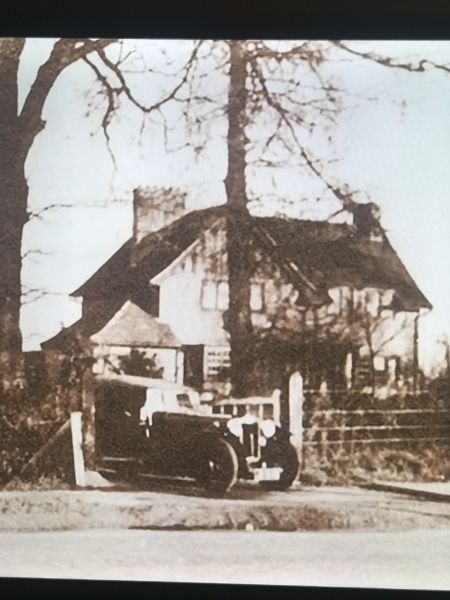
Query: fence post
[
  {"left": 81, "top": 366, "right": 96, "bottom": 471},
  {"left": 289, "top": 371, "right": 304, "bottom": 466},
  {"left": 70, "top": 411, "right": 86, "bottom": 487},
  {"left": 345, "top": 352, "right": 353, "bottom": 389}
]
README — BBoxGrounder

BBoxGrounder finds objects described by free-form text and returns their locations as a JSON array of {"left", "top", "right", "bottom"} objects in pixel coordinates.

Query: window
[
  {"left": 201, "top": 279, "right": 264, "bottom": 312},
  {"left": 374, "top": 356, "right": 386, "bottom": 372},
  {"left": 201, "top": 280, "right": 229, "bottom": 310},
  {"left": 176, "top": 393, "right": 193, "bottom": 408},
  {"left": 365, "top": 289, "right": 379, "bottom": 316},
  {"left": 250, "top": 282, "right": 264, "bottom": 312},
  {"left": 381, "top": 289, "right": 394, "bottom": 307},
  {"left": 353, "top": 289, "right": 365, "bottom": 310},
  {"left": 201, "top": 280, "right": 218, "bottom": 309},
  {"left": 327, "top": 287, "right": 343, "bottom": 314},
  {"left": 204, "top": 346, "right": 231, "bottom": 377},
  {"left": 217, "top": 281, "right": 229, "bottom": 310}
]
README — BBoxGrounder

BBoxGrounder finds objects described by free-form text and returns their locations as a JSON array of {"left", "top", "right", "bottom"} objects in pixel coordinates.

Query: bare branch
[
  {"left": 95, "top": 41, "right": 204, "bottom": 114},
  {"left": 374, "top": 314, "right": 410, "bottom": 355},
  {"left": 21, "top": 248, "right": 55, "bottom": 261},
  {"left": 28, "top": 202, "right": 76, "bottom": 220},
  {"left": 82, "top": 55, "right": 119, "bottom": 168},
  {"left": 248, "top": 57, "right": 357, "bottom": 212},
  {"left": 21, "top": 288, "right": 67, "bottom": 305},
  {"left": 28, "top": 198, "right": 129, "bottom": 221},
  {"left": 332, "top": 41, "right": 450, "bottom": 74},
  {"left": 19, "top": 39, "right": 117, "bottom": 152}
]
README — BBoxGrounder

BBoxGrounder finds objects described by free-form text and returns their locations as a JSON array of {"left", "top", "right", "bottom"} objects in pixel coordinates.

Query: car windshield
[
  {"left": 142, "top": 387, "right": 200, "bottom": 413},
  {"left": 176, "top": 393, "right": 193, "bottom": 408}
]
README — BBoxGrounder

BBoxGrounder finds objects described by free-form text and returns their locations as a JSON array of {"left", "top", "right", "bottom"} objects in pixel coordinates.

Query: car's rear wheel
[
  {"left": 259, "top": 442, "right": 299, "bottom": 490},
  {"left": 197, "top": 437, "right": 239, "bottom": 495}
]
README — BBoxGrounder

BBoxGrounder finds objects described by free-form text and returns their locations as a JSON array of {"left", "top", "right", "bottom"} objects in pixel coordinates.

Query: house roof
[
  {"left": 41, "top": 319, "right": 87, "bottom": 352},
  {"left": 90, "top": 301, "right": 181, "bottom": 348},
  {"left": 71, "top": 203, "right": 431, "bottom": 312}
]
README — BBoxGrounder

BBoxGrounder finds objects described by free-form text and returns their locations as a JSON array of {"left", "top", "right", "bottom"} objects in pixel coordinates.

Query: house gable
[
  {"left": 90, "top": 300, "right": 181, "bottom": 348},
  {"left": 42, "top": 203, "right": 431, "bottom": 356},
  {"left": 69, "top": 204, "right": 431, "bottom": 313}
]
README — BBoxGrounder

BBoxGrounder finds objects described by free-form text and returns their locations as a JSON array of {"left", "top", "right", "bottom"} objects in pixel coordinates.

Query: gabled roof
[
  {"left": 41, "top": 320, "right": 85, "bottom": 351},
  {"left": 71, "top": 205, "right": 230, "bottom": 298},
  {"left": 90, "top": 300, "right": 181, "bottom": 348},
  {"left": 71, "top": 203, "right": 431, "bottom": 312}
]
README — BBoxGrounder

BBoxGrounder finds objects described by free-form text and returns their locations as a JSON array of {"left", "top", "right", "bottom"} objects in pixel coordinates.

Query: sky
[{"left": 18, "top": 39, "right": 450, "bottom": 373}]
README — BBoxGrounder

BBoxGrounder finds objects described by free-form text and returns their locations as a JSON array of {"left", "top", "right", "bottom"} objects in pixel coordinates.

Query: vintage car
[{"left": 94, "top": 373, "right": 299, "bottom": 494}]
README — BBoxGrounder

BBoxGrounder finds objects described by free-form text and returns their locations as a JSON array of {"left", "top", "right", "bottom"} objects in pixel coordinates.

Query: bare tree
[
  {"left": 99, "top": 39, "right": 445, "bottom": 396},
  {"left": 0, "top": 38, "right": 116, "bottom": 390},
  {"left": 2, "top": 38, "right": 448, "bottom": 396}
]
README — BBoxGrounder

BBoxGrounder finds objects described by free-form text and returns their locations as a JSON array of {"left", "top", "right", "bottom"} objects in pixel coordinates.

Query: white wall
[{"left": 155, "top": 222, "right": 230, "bottom": 346}]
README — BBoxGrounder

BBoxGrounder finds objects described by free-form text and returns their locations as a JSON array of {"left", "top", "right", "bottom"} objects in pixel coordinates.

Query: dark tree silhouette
[{"left": 116, "top": 349, "right": 163, "bottom": 378}]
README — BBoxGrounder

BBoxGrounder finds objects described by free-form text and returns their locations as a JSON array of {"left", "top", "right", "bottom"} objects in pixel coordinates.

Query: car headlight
[
  {"left": 226, "top": 418, "right": 243, "bottom": 437},
  {"left": 200, "top": 392, "right": 214, "bottom": 403},
  {"left": 260, "top": 419, "right": 276, "bottom": 439}
]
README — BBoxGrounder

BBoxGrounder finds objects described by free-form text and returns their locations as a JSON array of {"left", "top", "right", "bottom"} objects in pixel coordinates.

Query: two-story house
[{"left": 41, "top": 187, "right": 432, "bottom": 395}]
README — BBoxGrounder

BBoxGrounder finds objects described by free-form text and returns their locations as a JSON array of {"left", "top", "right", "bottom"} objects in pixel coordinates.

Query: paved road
[{"left": 1, "top": 528, "right": 449, "bottom": 590}]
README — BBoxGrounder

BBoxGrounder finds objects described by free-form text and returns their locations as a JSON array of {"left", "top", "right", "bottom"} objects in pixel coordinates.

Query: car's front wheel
[
  {"left": 196, "top": 437, "right": 239, "bottom": 495},
  {"left": 260, "top": 441, "right": 299, "bottom": 490}
]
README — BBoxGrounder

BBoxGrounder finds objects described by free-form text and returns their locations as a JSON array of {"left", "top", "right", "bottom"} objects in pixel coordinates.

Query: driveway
[{"left": 1, "top": 482, "right": 450, "bottom": 532}]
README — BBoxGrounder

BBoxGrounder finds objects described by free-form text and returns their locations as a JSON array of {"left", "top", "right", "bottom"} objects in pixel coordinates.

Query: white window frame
[
  {"left": 201, "top": 279, "right": 218, "bottom": 310},
  {"left": 217, "top": 281, "right": 229, "bottom": 311},
  {"left": 250, "top": 281, "right": 264, "bottom": 312},
  {"left": 201, "top": 279, "right": 229, "bottom": 311},
  {"left": 203, "top": 346, "right": 231, "bottom": 378}
]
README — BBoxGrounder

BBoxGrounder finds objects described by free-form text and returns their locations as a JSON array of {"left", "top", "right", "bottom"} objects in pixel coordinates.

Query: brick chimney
[
  {"left": 353, "top": 202, "right": 381, "bottom": 236},
  {"left": 132, "top": 187, "right": 187, "bottom": 244}
]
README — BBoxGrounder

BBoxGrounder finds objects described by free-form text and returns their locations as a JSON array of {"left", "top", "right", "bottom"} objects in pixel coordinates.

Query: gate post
[
  {"left": 289, "top": 371, "right": 304, "bottom": 466},
  {"left": 81, "top": 366, "right": 96, "bottom": 471},
  {"left": 70, "top": 411, "right": 86, "bottom": 487}
]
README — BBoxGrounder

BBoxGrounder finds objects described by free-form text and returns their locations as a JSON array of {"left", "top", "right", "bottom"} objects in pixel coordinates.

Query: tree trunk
[
  {"left": 0, "top": 39, "right": 27, "bottom": 392},
  {"left": 223, "top": 41, "right": 254, "bottom": 397},
  {"left": 224, "top": 41, "right": 248, "bottom": 211}
]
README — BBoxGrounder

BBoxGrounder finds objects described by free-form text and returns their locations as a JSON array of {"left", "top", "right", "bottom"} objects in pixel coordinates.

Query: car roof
[{"left": 96, "top": 373, "right": 197, "bottom": 393}]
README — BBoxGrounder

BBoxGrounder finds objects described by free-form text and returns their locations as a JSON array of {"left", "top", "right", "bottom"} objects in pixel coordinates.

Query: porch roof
[{"left": 90, "top": 301, "right": 181, "bottom": 348}]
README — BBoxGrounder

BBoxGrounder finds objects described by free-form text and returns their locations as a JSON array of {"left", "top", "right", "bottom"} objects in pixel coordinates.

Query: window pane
[
  {"left": 366, "top": 289, "right": 379, "bottom": 316},
  {"left": 217, "top": 281, "right": 229, "bottom": 310},
  {"left": 204, "top": 346, "right": 231, "bottom": 377},
  {"left": 176, "top": 393, "right": 192, "bottom": 408},
  {"left": 202, "top": 280, "right": 217, "bottom": 309},
  {"left": 250, "top": 283, "right": 263, "bottom": 311},
  {"left": 374, "top": 356, "right": 386, "bottom": 371}
]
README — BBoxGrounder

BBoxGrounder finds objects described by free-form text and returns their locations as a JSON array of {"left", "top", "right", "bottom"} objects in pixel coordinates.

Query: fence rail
[
  {"left": 303, "top": 436, "right": 450, "bottom": 445},
  {"left": 307, "top": 425, "right": 450, "bottom": 431},
  {"left": 293, "top": 383, "right": 450, "bottom": 460},
  {"left": 303, "top": 409, "right": 450, "bottom": 415}
]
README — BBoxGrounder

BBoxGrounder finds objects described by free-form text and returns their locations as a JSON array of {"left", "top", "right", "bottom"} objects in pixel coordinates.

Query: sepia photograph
[{"left": 1, "top": 35, "right": 450, "bottom": 590}]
